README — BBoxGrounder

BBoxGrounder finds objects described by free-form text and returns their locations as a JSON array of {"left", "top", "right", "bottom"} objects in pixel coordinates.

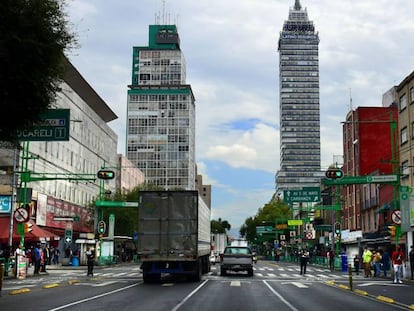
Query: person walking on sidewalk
[
  {"left": 391, "top": 245, "right": 405, "bottom": 284},
  {"left": 362, "top": 247, "right": 372, "bottom": 278},
  {"left": 86, "top": 247, "right": 95, "bottom": 277},
  {"left": 33, "top": 243, "right": 42, "bottom": 275},
  {"left": 382, "top": 249, "right": 390, "bottom": 277},
  {"left": 409, "top": 245, "right": 414, "bottom": 280}
]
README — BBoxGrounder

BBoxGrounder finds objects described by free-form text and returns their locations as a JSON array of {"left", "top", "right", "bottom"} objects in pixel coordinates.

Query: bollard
[
  {"left": 0, "top": 263, "right": 4, "bottom": 295},
  {"left": 348, "top": 263, "right": 353, "bottom": 291}
]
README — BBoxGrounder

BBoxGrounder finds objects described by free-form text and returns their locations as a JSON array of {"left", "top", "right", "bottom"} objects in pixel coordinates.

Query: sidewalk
[{"left": 3, "top": 260, "right": 138, "bottom": 280}]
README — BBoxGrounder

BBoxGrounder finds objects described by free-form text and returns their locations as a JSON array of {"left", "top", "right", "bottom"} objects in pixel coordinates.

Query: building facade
[
  {"left": 126, "top": 24, "right": 196, "bottom": 190},
  {"left": 341, "top": 106, "right": 398, "bottom": 252},
  {"left": 276, "top": 0, "right": 321, "bottom": 194},
  {"left": 116, "top": 154, "right": 145, "bottom": 194},
  {"left": 0, "top": 57, "right": 119, "bottom": 246},
  {"left": 393, "top": 71, "right": 414, "bottom": 250}
]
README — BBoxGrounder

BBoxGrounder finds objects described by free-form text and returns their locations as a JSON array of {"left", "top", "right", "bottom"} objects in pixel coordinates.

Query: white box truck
[{"left": 137, "top": 190, "right": 211, "bottom": 282}]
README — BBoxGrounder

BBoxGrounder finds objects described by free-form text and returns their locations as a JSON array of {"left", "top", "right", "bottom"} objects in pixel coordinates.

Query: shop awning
[
  {"left": 0, "top": 217, "right": 60, "bottom": 244},
  {"left": 377, "top": 203, "right": 392, "bottom": 213}
]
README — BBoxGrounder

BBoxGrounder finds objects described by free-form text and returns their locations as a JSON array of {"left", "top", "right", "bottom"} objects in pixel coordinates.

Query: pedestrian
[
  {"left": 53, "top": 247, "right": 60, "bottom": 265},
  {"left": 300, "top": 249, "right": 309, "bottom": 275},
  {"left": 362, "top": 246, "right": 372, "bottom": 278},
  {"left": 33, "top": 243, "right": 42, "bottom": 275},
  {"left": 381, "top": 249, "right": 390, "bottom": 277},
  {"left": 373, "top": 250, "right": 382, "bottom": 277},
  {"left": 409, "top": 245, "right": 414, "bottom": 280},
  {"left": 391, "top": 245, "right": 405, "bottom": 284},
  {"left": 327, "top": 249, "right": 334, "bottom": 271},
  {"left": 86, "top": 246, "right": 95, "bottom": 277},
  {"left": 353, "top": 254, "right": 360, "bottom": 275},
  {"left": 40, "top": 245, "right": 47, "bottom": 272}
]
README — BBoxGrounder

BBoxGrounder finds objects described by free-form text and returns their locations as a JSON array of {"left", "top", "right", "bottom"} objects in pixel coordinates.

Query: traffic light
[
  {"left": 98, "top": 220, "right": 106, "bottom": 234},
  {"left": 24, "top": 222, "right": 33, "bottom": 233},
  {"left": 325, "top": 168, "right": 344, "bottom": 179},
  {"left": 97, "top": 170, "right": 115, "bottom": 180},
  {"left": 334, "top": 222, "right": 341, "bottom": 235},
  {"left": 388, "top": 225, "right": 396, "bottom": 237}
]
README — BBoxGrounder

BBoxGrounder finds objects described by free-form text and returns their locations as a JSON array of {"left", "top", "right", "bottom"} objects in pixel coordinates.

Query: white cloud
[{"left": 66, "top": 0, "right": 414, "bottom": 229}]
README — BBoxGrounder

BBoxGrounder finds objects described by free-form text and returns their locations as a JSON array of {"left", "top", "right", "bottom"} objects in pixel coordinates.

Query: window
[
  {"left": 401, "top": 127, "right": 408, "bottom": 144},
  {"left": 400, "top": 94, "right": 407, "bottom": 111},
  {"left": 411, "top": 87, "right": 414, "bottom": 104},
  {"left": 401, "top": 160, "right": 409, "bottom": 178}
]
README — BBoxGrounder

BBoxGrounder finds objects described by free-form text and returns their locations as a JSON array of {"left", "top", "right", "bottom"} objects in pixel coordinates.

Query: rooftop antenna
[
  {"left": 349, "top": 88, "right": 353, "bottom": 111},
  {"left": 162, "top": 0, "right": 166, "bottom": 25}
]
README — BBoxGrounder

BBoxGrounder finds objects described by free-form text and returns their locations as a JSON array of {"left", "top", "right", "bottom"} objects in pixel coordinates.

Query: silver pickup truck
[{"left": 220, "top": 246, "right": 254, "bottom": 276}]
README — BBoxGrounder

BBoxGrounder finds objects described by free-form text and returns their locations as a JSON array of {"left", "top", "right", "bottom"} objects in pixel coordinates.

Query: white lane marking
[
  {"left": 48, "top": 282, "right": 141, "bottom": 311},
  {"left": 171, "top": 280, "right": 209, "bottom": 311},
  {"left": 267, "top": 273, "right": 276, "bottom": 277},
  {"left": 230, "top": 281, "right": 241, "bottom": 287},
  {"left": 263, "top": 280, "right": 299, "bottom": 311}
]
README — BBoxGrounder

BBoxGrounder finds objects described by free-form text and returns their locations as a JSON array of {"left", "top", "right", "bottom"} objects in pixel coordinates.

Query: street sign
[
  {"left": 283, "top": 187, "right": 321, "bottom": 204},
  {"left": 0, "top": 195, "right": 12, "bottom": 213},
  {"left": 54, "top": 216, "right": 80, "bottom": 222},
  {"left": 391, "top": 210, "right": 402, "bottom": 225},
  {"left": 95, "top": 201, "right": 139, "bottom": 208},
  {"left": 14, "top": 207, "right": 29, "bottom": 223},
  {"left": 323, "top": 175, "right": 398, "bottom": 186},
  {"left": 17, "top": 109, "right": 70, "bottom": 141},
  {"left": 256, "top": 226, "right": 273, "bottom": 233},
  {"left": 288, "top": 219, "right": 303, "bottom": 226}
]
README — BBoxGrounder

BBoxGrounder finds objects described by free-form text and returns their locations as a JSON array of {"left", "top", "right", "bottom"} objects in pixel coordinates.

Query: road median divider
[
  {"left": 43, "top": 283, "right": 59, "bottom": 289},
  {"left": 9, "top": 288, "right": 31, "bottom": 295},
  {"left": 376, "top": 295, "right": 395, "bottom": 304}
]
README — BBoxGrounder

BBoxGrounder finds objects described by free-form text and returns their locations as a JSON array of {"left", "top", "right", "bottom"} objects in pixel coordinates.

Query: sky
[{"left": 65, "top": 0, "right": 414, "bottom": 235}]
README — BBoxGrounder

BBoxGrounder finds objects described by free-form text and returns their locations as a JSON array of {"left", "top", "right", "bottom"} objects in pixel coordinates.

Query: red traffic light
[
  {"left": 97, "top": 170, "right": 115, "bottom": 180},
  {"left": 325, "top": 169, "right": 344, "bottom": 179}
]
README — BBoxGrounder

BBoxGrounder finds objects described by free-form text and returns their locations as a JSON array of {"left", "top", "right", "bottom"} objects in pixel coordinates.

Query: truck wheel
[{"left": 220, "top": 268, "right": 226, "bottom": 276}]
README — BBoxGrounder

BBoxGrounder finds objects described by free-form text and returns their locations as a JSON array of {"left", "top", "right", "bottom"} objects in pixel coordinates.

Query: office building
[
  {"left": 126, "top": 24, "right": 196, "bottom": 190},
  {"left": 275, "top": 0, "right": 321, "bottom": 194}
]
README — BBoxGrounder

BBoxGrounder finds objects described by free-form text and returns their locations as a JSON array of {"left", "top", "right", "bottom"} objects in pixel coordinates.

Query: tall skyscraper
[
  {"left": 126, "top": 24, "right": 196, "bottom": 190},
  {"left": 275, "top": 0, "right": 321, "bottom": 194}
]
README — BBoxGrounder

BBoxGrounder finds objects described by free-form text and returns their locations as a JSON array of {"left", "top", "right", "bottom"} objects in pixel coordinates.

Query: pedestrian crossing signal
[{"left": 325, "top": 169, "right": 344, "bottom": 179}]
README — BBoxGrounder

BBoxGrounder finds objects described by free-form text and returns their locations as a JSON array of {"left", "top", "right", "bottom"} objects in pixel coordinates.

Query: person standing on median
[
  {"left": 86, "top": 246, "right": 95, "bottom": 277},
  {"left": 391, "top": 245, "right": 405, "bottom": 284}
]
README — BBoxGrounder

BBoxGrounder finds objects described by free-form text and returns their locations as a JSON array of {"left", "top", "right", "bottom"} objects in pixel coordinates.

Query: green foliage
[
  {"left": 0, "top": 0, "right": 76, "bottom": 142},
  {"left": 211, "top": 218, "right": 231, "bottom": 234},
  {"left": 239, "top": 198, "right": 292, "bottom": 244}
]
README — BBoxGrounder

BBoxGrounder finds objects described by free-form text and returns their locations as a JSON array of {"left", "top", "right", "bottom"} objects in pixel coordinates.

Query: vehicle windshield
[{"left": 225, "top": 247, "right": 251, "bottom": 255}]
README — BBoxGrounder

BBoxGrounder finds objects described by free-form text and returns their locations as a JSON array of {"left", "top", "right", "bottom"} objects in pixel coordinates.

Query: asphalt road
[{"left": 0, "top": 261, "right": 413, "bottom": 310}]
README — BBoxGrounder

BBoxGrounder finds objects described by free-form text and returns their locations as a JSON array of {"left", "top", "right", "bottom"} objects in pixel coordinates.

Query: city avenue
[{"left": 1, "top": 261, "right": 413, "bottom": 310}]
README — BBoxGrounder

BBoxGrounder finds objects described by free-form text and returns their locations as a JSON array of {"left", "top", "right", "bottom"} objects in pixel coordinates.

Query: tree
[
  {"left": 0, "top": 0, "right": 76, "bottom": 142},
  {"left": 211, "top": 218, "right": 231, "bottom": 234},
  {"left": 239, "top": 198, "right": 292, "bottom": 244}
]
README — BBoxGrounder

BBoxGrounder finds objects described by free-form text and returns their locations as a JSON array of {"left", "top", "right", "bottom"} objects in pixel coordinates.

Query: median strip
[
  {"left": 377, "top": 295, "right": 395, "bottom": 304},
  {"left": 9, "top": 288, "right": 31, "bottom": 295},
  {"left": 43, "top": 283, "right": 59, "bottom": 289}
]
